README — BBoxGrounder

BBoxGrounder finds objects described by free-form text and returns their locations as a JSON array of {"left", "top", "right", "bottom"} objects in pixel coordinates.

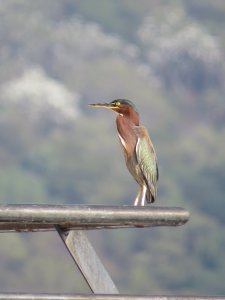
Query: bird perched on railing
[{"left": 89, "top": 99, "right": 158, "bottom": 206}]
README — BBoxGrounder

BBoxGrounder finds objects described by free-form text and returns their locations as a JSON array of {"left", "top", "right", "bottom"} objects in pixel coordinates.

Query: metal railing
[
  {"left": 0, "top": 205, "right": 189, "bottom": 231},
  {"left": 0, "top": 204, "right": 221, "bottom": 299},
  {"left": 0, "top": 295, "right": 223, "bottom": 300}
]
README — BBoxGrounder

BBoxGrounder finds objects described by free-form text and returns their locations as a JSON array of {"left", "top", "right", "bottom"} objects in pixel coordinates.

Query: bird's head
[{"left": 89, "top": 99, "right": 138, "bottom": 117}]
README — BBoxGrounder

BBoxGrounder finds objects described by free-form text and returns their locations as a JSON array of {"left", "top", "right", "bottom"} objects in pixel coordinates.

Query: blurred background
[{"left": 0, "top": 0, "right": 225, "bottom": 295}]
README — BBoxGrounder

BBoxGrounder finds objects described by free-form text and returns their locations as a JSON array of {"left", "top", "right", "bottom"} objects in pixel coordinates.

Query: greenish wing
[{"left": 135, "top": 131, "right": 158, "bottom": 197}]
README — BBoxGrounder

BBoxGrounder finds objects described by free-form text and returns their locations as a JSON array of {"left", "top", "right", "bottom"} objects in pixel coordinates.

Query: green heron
[{"left": 89, "top": 99, "right": 158, "bottom": 206}]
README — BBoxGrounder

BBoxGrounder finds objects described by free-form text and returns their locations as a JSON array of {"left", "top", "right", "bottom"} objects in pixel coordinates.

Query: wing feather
[{"left": 135, "top": 126, "right": 158, "bottom": 202}]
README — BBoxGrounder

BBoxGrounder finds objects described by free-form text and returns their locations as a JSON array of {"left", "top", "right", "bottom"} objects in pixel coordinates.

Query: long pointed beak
[{"left": 88, "top": 103, "right": 115, "bottom": 109}]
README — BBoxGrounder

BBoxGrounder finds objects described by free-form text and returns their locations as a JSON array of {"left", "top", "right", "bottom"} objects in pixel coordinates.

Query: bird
[{"left": 89, "top": 99, "right": 158, "bottom": 206}]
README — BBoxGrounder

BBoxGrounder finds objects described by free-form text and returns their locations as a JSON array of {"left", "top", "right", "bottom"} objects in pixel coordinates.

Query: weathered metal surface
[
  {"left": 56, "top": 228, "right": 119, "bottom": 294},
  {"left": 0, "top": 294, "right": 223, "bottom": 300},
  {"left": 0, "top": 205, "right": 189, "bottom": 232}
]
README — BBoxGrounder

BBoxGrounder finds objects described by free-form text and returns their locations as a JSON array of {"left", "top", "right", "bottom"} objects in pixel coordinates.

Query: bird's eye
[{"left": 111, "top": 101, "right": 120, "bottom": 107}]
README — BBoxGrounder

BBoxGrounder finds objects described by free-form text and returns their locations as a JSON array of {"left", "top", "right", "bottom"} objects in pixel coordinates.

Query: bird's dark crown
[{"left": 110, "top": 99, "right": 138, "bottom": 113}]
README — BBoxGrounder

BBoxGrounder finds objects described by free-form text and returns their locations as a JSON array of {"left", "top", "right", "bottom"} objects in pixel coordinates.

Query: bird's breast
[{"left": 118, "top": 133, "right": 128, "bottom": 152}]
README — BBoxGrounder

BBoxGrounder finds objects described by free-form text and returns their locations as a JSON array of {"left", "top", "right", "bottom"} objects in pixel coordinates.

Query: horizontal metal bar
[
  {"left": 0, "top": 205, "right": 189, "bottom": 232},
  {"left": 0, "top": 294, "right": 223, "bottom": 300}
]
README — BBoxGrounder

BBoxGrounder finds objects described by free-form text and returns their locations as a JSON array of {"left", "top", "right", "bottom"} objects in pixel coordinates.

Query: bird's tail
[{"left": 146, "top": 185, "right": 157, "bottom": 203}]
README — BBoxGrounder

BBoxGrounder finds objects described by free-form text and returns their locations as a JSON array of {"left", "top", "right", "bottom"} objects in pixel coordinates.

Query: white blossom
[
  {"left": 137, "top": 8, "right": 223, "bottom": 89},
  {"left": 1, "top": 67, "right": 80, "bottom": 123}
]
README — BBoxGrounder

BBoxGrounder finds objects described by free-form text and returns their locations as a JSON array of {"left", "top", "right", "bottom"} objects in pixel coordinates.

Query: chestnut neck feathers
[{"left": 116, "top": 106, "right": 140, "bottom": 156}]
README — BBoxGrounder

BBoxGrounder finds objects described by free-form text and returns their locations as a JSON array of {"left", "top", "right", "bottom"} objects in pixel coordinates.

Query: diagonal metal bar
[
  {"left": 56, "top": 227, "right": 119, "bottom": 294},
  {"left": 0, "top": 205, "right": 189, "bottom": 232}
]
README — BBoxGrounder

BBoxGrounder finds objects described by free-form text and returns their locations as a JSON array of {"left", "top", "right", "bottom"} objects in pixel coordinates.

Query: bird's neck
[
  {"left": 116, "top": 112, "right": 140, "bottom": 154},
  {"left": 118, "top": 109, "right": 139, "bottom": 126},
  {"left": 116, "top": 110, "right": 139, "bottom": 133}
]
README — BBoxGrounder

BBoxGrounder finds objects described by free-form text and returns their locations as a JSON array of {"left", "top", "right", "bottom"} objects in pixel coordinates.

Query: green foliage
[{"left": 0, "top": 168, "right": 48, "bottom": 204}]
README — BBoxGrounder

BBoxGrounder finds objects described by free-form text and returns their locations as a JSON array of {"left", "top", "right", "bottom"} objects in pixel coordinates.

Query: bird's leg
[
  {"left": 134, "top": 186, "right": 147, "bottom": 206},
  {"left": 134, "top": 188, "right": 141, "bottom": 206},
  {"left": 140, "top": 185, "right": 147, "bottom": 206}
]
